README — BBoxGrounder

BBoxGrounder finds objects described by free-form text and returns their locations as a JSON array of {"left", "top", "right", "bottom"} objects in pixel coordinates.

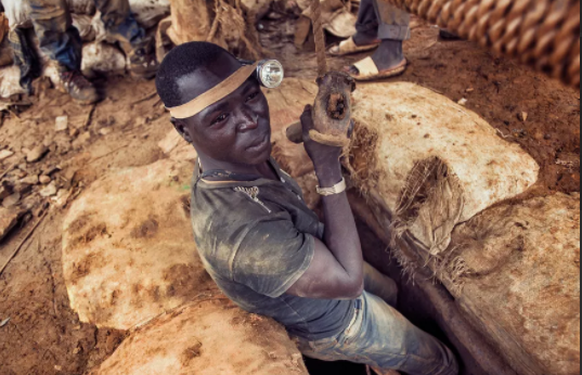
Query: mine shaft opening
[{"left": 303, "top": 219, "right": 484, "bottom": 375}]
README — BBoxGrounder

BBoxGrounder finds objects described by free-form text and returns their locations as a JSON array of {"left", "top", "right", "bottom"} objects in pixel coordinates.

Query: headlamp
[{"left": 240, "top": 59, "right": 285, "bottom": 89}]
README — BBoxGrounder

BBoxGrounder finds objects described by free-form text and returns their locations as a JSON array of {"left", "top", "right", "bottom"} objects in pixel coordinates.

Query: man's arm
[{"left": 286, "top": 106, "right": 364, "bottom": 300}]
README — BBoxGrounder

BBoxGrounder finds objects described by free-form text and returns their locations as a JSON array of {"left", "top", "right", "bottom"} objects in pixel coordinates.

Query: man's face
[{"left": 175, "top": 56, "right": 272, "bottom": 166}]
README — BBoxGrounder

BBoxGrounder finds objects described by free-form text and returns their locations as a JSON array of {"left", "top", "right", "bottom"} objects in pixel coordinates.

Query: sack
[
  {"left": 90, "top": 298, "right": 309, "bottom": 375},
  {"left": 447, "top": 193, "right": 580, "bottom": 375},
  {"left": 81, "top": 42, "right": 127, "bottom": 77},
  {"left": 62, "top": 159, "right": 211, "bottom": 330},
  {"left": 346, "top": 82, "right": 539, "bottom": 255},
  {"left": 0, "top": 65, "right": 27, "bottom": 98}
]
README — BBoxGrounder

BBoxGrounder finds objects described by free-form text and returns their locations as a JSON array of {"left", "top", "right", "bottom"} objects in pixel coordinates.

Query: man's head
[{"left": 156, "top": 42, "right": 271, "bottom": 166}]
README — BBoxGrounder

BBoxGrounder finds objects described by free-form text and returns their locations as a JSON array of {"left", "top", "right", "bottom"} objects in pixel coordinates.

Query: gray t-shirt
[{"left": 190, "top": 159, "right": 355, "bottom": 341}]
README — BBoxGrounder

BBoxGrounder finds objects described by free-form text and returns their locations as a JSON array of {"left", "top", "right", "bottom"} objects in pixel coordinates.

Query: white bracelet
[{"left": 316, "top": 178, "right": 347, "bottom": 196}]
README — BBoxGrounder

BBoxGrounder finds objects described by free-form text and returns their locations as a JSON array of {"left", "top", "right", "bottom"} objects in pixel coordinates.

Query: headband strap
[{"left": 167, "top": 63, "right": 259, "bottom": 119}]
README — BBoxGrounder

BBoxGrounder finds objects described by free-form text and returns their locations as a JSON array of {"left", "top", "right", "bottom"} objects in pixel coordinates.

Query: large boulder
[
  {"left": 347, "top": 82, "right": 539, "bottom": 255},
  {"left": 446, "top": 193, "right": 580, "bottom": 375},
  {"left": 62, "top": 159, "right": 211, "bottom": 330},
  {"left": 90, "top": 297, "right": 309, "bottom": 375}
]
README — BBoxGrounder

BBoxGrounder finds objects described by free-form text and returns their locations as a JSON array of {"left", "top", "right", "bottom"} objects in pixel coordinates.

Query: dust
[
  {"left": 164, "top": 263, "right": 212, "bottom": 299},
  {"left": 130, "top": 216, "right": 159, "bottom": 239},
  {"left": 180, "top": 341, "right": 203, "bottom": 366},
  {"left": 70, "top": 252, "right": 105, "bottom": 285},
  {"left": 68, "top": 222, "right": 109, "bottom": 250}
]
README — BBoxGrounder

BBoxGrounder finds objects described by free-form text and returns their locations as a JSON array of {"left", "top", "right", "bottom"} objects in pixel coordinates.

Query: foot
[
  {"left": 60, "top": 70, "right": 100, "bottom": 105},
  {"left": 128, "top": 37, "right": 159, "bottom": 80},
  {"left": 346, "top": 40, "right": 405, "bottom": 75}
]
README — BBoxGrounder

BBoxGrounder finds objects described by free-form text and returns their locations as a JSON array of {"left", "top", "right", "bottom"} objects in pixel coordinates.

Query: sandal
[
  {"left": 328, "top": 37, "right": 381, "bottom": 57},
  {"left": 348, "top": 56, "right": 408, "bottom": 81}
]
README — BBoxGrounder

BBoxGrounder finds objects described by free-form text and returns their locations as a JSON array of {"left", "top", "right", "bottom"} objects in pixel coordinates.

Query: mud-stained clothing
[
  {"left": 12, "top": 0, "right": 144, "bottom": 73},
  {"left": 190, "top": 159, "right": 356, "bottom": 341},
  {"left": 356, "top": 0, "right": 410, "bottom": 41}
]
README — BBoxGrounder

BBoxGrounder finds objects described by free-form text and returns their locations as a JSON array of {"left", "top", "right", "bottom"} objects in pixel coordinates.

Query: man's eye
[
  {"left": 246, "top": 92, "right": 260, "bottom": 102},
  {"left": 211, "top": 114, "right": 229, "bottom": 125}
]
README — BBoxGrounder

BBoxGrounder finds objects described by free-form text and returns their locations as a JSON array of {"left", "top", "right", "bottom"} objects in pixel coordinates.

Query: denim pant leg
[
  {"left": 28, "top": 0, "right": 82, "bottom": 71},
  {"left": 297, "top": 292, "right": 459, "bottom": 375},
  {"left": 94, "top": 0, "right": 145, "bottom": 52},
  {"left": 356, "top": 0, "right": 410, "bottom": 41}
]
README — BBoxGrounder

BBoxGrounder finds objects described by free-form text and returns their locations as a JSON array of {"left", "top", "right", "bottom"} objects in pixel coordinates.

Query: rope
[
  {"left": 379, "top": 0, "right": 580, "bottom": 88},
  {"left": 310, "top": 0, "right": 329, "bottom": 76}
]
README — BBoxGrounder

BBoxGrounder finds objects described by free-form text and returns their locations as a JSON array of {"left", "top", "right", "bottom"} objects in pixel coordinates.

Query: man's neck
[{"left": 198, "top": 155, "right": 278, "bottom": 181}]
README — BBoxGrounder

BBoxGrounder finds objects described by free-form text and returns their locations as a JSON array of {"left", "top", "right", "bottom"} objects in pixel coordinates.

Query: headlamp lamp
[{"left": 240, "top": 59, "right": 285, "bottom": 89}]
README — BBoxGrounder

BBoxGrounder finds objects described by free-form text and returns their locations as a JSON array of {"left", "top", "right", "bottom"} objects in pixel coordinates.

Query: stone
[
  {"left": 39, "top": 182, "right": 58, "bottom": 197},
  {"left": 2, "top": 193, "right": 21, "bottom": 208},
  {"left": 0, "top": 183, "right": 12, "bottom": 200},
  {"left": 55, "top": 116, "right": 69, "bottom": 132},
  {"left": 0, "top": 207, "right": 20, "bottom": 241},
  {"left": 0, "top": 149, "right": 14, "bottom": 161},
  {"left": 26, "top": 145, "right": 48, "bottom": 163},
  {"left": 99, "top": 127, "right": 113, "bottom": 136},
  {"left": 19, "top": 175, "right": 39, "bottom": 186},
  {"left": 39, "top": 175, "right": 51, "bottom": 185}
]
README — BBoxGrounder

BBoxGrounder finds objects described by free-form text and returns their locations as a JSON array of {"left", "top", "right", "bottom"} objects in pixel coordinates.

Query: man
[
  {"left": 329, "top": 0, "right": 409, "bottom": 81},
  {"left": 9, "top": 0, "right": 158, "bottom": 104},
  {"left": 155, "top": 41, "right": 459, "bottom": 375}
]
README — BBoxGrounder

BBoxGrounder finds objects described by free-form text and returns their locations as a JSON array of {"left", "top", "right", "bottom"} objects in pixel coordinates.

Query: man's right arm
[{"left": 286, "top": 106, "right": 364, "bottom": 300}]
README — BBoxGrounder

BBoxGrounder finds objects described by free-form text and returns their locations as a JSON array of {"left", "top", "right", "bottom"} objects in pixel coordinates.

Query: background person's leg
[
  {"left": 353, "top": 0, "right": 381, "bottom": 46},
  {"left": 8, "top": 28, "right": 42, "bottom": 94},
  {"left": 368, "top": 0, "right": 409, "bottom": 71},
  {"left": 93, "top": 0, "right": 158, "bottom": 78},
  {"left": 28, "top": 0, "right": 82, "bottom": 72}
]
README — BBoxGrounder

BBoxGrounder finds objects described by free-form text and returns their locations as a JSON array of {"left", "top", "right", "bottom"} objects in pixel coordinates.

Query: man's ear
[{"left": 171, "top": 118, "right": 193, "bottom": 144}]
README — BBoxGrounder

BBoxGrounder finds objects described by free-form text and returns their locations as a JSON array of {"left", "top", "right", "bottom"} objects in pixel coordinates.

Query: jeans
[
  {"left": 295, "top": 264, "right": 459, "bottom": 375},
  {"left": 356, "top": 0, "right": 410, "bottom": 41},
  {"left": 26, "top": 0, "right": 145, "bottom": 71}
]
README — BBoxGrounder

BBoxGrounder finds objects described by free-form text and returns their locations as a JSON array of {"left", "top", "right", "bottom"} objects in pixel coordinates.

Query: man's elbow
[{"left": 345, "top": 279, "right": 365, "bottom": 299}]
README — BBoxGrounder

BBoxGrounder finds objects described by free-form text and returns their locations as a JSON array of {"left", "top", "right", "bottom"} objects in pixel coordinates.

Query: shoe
[
  {"left": 128, "top": 37, "right": 159, "bottom": 80},
  {"left": 60, "top": 70, "right": 100, "bottom": 105}
]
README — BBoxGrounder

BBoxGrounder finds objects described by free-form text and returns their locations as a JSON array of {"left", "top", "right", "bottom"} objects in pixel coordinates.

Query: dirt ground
[{"left": 0, "top": 13, "right": 579, "bottom": 375}]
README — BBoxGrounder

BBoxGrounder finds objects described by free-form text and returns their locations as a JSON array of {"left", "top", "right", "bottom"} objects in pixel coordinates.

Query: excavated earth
[{"left": 0, "top": 14, "right": 579, "bottom": 375}]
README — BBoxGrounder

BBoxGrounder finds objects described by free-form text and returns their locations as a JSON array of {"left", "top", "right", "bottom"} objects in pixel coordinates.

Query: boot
[
  {"left": 60, "top": 70, "right": 100, "bottom": 105},
  {"left": 127, "top": 37, "right": 159, "bottom": 80}
]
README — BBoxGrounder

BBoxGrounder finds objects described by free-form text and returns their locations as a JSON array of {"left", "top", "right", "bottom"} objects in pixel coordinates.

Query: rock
[
  {"left": 74, "top": 131, "right": 91, "bottom": 146},
  {"left": 26, "top": 145, "right": 48, "bottom": 163},
  {"left": 55, "top": 115, "right": 69, "bottom": 132},
  {"left": 19, "top": 175, "right": 39, "bottom": 186},
  {"left": 0, "top": 149, "right": 14, "bottom": 161},
  {"left": 0, "top": 183, "right": 12, "bottom": 201},
  {"left": 39, "top": 175, "right": 51, "bottom": 185},
  {"left": 518, "top": 111, "right": 529, "bottom": 122},
  {"left": 2, "top": 193, "right": 21, "bottom": 208},
  {"left": 457, "top": 98, "right": 468, "bottom": 106},
  {"left": 0, "top": 207, "right": 20, "bottom": 241},
  {"left": 99, "top": 127, "right": 112, "bottom": 136},
  {"left": 39, "top": 182, "right": 58, "bottom": 197}
]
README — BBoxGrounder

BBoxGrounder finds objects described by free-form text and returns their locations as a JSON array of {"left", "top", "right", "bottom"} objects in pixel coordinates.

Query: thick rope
[
  {"left": 380, "top": 0, "right": 580, "bottom": 88},
  {"left": 311, "top": 0, "right": 329, "bottom": 76}
]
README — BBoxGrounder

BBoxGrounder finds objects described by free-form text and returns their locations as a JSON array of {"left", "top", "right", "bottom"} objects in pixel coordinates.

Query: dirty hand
[{"left": 300, "top": 105, "right": 344, "bottom": 186}]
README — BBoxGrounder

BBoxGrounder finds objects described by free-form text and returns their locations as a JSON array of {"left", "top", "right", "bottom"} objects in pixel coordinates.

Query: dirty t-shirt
[{"left": 190, "top": 159, "right": 355, "bottom": 341}]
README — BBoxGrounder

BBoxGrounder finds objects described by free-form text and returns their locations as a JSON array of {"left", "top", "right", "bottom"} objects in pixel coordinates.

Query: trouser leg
[
  {"left": 372, "top": 0, "right": 410, "bottom": 41},
  {"left": 297, "top": 293, "right": 459, "bottom": 375},
  {"left": 355, "top": 0, "right": 380, "bottom": 40},
  {"left": 28, "top": 0, "right": 82, "bottom": 72},
  {"left": 93, "top": 0, "right": 145, "bottom": 53},
  {"left": 8, "top": 28, "right": 42, "bottom": 93},
  {"left": 364, "top": 262, "right": 398, "bottom": 308}
]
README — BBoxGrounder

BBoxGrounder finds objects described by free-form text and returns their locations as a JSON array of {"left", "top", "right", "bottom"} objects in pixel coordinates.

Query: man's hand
[{"left": 300, "top": 105, "right": 343, "bottom": 187}]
